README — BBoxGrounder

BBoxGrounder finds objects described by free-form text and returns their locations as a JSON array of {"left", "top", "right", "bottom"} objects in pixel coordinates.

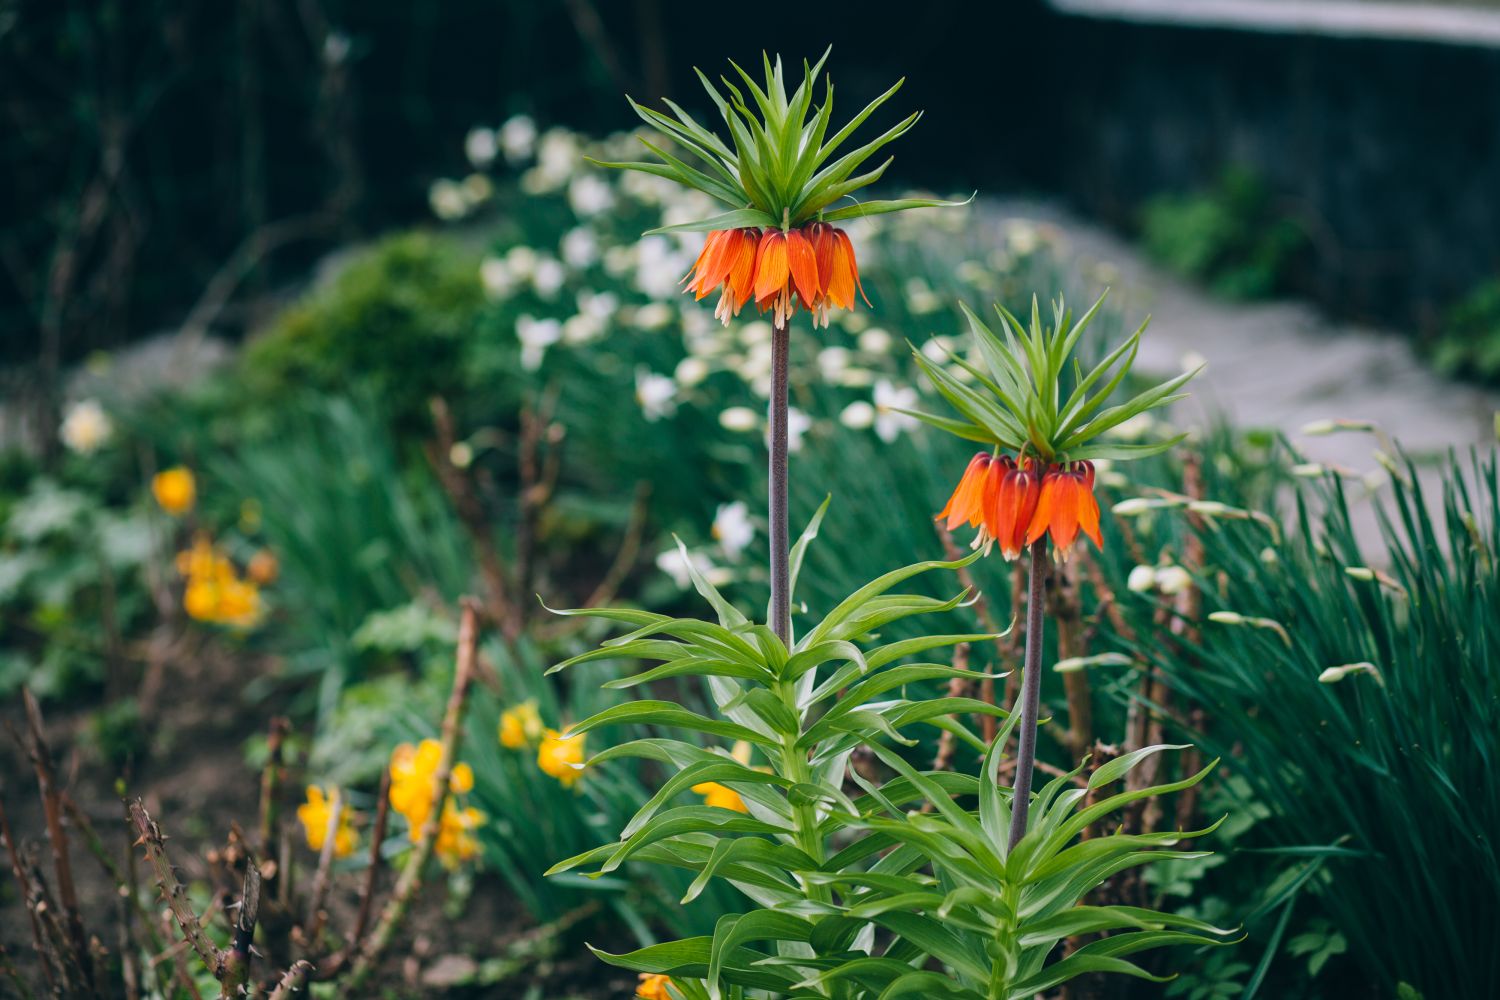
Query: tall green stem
[
  {"left": 768, "top": 317, "right": 791, "bottom": 644},
  {"left": 1007, "top": 542, "right": 1049, "bottom": 850}
]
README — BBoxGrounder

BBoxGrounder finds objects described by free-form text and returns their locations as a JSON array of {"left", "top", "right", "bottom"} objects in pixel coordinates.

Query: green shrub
[
  {"left": 1141, "top": 168, "right": 1307, "bottom": 300},
  {"left": 242, "top": 232, "right": 485, "bottom": 432},
  {"left": 1432, "top": 276, "right": 1500, "bottom": 383}
]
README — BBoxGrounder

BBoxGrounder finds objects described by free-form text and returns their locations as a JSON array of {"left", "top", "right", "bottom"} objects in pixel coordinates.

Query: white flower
[
  {"left": 634, "top": 302, "right": 674, "bottom": 330},
  {"left": 675, "top": 356, "right": 710, "bottom": 387},
  {"left": 560, "top": 227, "right": 599, "bottom": 269},
  {"left": 1180, "top": 350, "right": 1208, "bottom": 374},
  {"left": 920, "top": 336, "right": 953, "bottom": 364},
  {"left": 719, "top": 406, "right": 759, "bottom": 432},
  {"left": 602, "top": 244, "right": 635, "bottom": 277},
  {"left": 1155, "top": 565, "right": 1193, "bottom": 595},
  {"left": 516, "top": 315, "right": 561, "bottom": 371},
  {"left": 521, "top": 128, "right": 580, "bottom": 193},
  {"left": 505, "top": 244, "right": 537, "bottom": 278},
  {"left": 635, "top": 236, "right": 690, "bottom": 300},
  {"left": 562, "top": 313, "right": 604, "bottom": 344},
  {"left": 428, "top": 179, "right": 468, "bottom": 221},
  {"left": 904, "top": 277, "right": 941, "bottom": 315},
  {"left": 712, "top": 501, "right": 755, "bottom": 561},
  {"left": 531, "top": 257, "right": 566, "bottom": 299},
  {"left": 60, "top": 400, "right": 112, "bottom": 454},
  {"left": 740, "top": 320, "right": 773, "bottom": 345},
  {"left": 656, "top": 546, "right": 731, "bottom": 588},
  {"left": 872, "top": 380, "right": 918, "bottom": 442},
  {"left": 620, "top": 170, "right": 674, "bottom": 205},
  {"left": 1107, "top": 414, "right": 1156, "bottom": 442},
  {"left": 635, "top": 368, "right": 678, "bottom": 421},
  {"left": 817, "top": 346, "right": 851, "bottom": 381},
  {"left": 480, "top": 257, "right": 515, "bottom": 299},
  {"left": 840, "top": 400, "right": 875, "bottom": 430},
  {"left": 567, "top": 174, "right": 615, "bottom": 217},
  {"left": 538, "top": 128, "right": 579, "bottom": 178},
  {"left": 465, "top": 127, "right": 497, "bottom": 169},
  {"left": 1126, "top": 565, "right": 1157, "bottom": 593},
  {"left": 461, "top": 173, "right": 493, "bottom": 204},
  {"left": 857, "top": 327, "right": 893, "bottom": 354},
  {"left": 499, "top": 115, "right": 537, "bottom": 163},
  {"left": 576, "top": 289, "right": 616, "bottom": 319}
]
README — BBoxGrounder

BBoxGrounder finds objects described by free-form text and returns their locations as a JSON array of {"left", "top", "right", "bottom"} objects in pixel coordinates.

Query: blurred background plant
[{"left": 1139, "top": 168, "right": 1309, "bottom": 301}]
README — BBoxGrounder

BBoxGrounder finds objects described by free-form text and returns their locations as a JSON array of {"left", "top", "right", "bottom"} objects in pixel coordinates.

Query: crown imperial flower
[
  {"left": 595, "top": 50, "right": 967, "bottom": 329},
  {"left": 915, "top": 293, "right": 1197, "bottom": 561}
]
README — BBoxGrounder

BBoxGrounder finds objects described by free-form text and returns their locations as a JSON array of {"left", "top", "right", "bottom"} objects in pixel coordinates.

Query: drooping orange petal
[
  {"left": 937, "top": 454, "right": 989, "bottom": 530},
  {"left": 691, "top": 231, "right": 736, "bottom": 300},
  {"left": 999, "top": 461, "right": 1041, "bottom": 559},
  {"left": 1048, "top": 476, "right": 1082, "bottom": 552},
  {"left": 825, "top": 236, "right": 855, "bottom": 310},
  {"left": 1025, "top": 470, "right": 1060, "bottom": 546},
  {"left": 753, "top": 231, "right": 789, "bottom": 305},
  {"left": 726, "top": 230, "right": 759, "bottom": 308},
  {"left": 808, "top": 223, "right": 836, "bottom": 292},
  {"left": 836, "top": 229, "right": 871, "bottom": 307},
  {"left": 1076, "top": 474, "right": 1103, "bottom": 549},
  {"left": 687, "top": 231, "right": 722, "bottom": 286},
  {"left": 785, "top": 229, "right": 820, "bottom": 307}
]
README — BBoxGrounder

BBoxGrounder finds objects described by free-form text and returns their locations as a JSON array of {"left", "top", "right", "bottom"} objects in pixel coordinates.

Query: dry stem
[{"left": 338, "top": 597, "right": 480, "bottom": 996}]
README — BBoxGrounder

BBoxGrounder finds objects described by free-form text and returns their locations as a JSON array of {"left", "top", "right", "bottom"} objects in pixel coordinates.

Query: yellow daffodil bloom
[
  {"left": 537, "top": 727, "right": 585, "bottom": 788},
  {"left": 636, "top": 972, "right": 674, "bottom": 1000},
  {"left": 691, "top": 781, "right": 749, "bottom": 813},
  {"left": 151, "top": 467, "right": 196, "bottom": 515},
  {"left": 296, "top": 785, "right": 358, "bottom": 858},
  {"left": 433, "top": 800, "right": 485, "bottom": 869},
  {"left": 176, "top": 534, "right": 262, "bottom": 627},
  {"left": 388, "top": 738, "right": 475, "bottom": 833},
  {"left": 498, "top": 700, "right": 544, "bottom": 749}
]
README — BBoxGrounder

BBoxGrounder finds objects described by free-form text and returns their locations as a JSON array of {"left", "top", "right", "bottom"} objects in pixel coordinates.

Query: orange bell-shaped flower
[
  {"left": 1026, "top": 461, "right": 1102, "bottom": 558},
  {"left": 804, "top": 222, "right": 869, "bottom": 328},
  {"left": 686, "top": 227, "right": 761, "bottom": 326},
  {"left": 991, "top": 457, "right": 1043, "bottom": 560},
  {"left": 753, "top": 228, "right": 820, "bottom": 328}
]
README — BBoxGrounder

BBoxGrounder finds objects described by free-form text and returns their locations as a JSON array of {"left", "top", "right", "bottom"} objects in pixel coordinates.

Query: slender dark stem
[
  {"left": 768, "top": 318, "right": 791, "bottom": 644},
  {"left": 1007, "top": 542, "right": 1050, "bottom": 850}
]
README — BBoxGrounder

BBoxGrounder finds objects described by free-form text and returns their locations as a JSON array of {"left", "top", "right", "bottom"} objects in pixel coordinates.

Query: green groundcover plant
[{"left": 546, "top": 52, "right": 1234, "bottom": 1000}]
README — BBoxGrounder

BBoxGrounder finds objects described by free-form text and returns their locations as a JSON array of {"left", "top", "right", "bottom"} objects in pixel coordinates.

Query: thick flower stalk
[
  {"left": 912, "top": 292, "right": 1198, "bottom": 845},
  {"left": 595, "top": 49, "right": 966, "bottom": 642}
]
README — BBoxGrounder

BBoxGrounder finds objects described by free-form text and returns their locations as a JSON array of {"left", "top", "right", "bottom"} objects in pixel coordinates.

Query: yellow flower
[
  {"left": 692, "top": 741, "right": 757, "bottom": 812},
  {"left": 537, "top": 727, "right": 585, "bottom": 788},
  {"left": 296, "top": 786, "right": 358, "bottom": 858},
  {"left": 152, "top": 467, "right": 196, "bottom": 515},
  {"left": 388, "top": 739, "right": 475, "bottom": 833},
  {"left": 498, "top": 700, "right": 544, "bottom": 749},
  {"left": 433, "top": 800, "right": 485, "bottom": 869},
  {"left": 636, "top": 973, "right": 674, "bottom": 1000},
  {"left": 691, "top": 781, "right": 748, "bottom": 813}
]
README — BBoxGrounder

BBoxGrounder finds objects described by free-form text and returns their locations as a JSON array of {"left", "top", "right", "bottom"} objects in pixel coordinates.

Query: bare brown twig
[
  {"left": 20, "top": 690, "right": 91, "bottom": 989},
  {"left": 129, "top": 800, "right": 223, "bottom": 979},
  {"left": 338, "top": 597, "right": 481, "bottom": 996}
]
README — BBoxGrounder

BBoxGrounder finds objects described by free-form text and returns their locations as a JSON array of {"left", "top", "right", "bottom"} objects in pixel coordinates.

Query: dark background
[{"left": 4, "top": 0, "right": 1498, "bottom": 363}]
